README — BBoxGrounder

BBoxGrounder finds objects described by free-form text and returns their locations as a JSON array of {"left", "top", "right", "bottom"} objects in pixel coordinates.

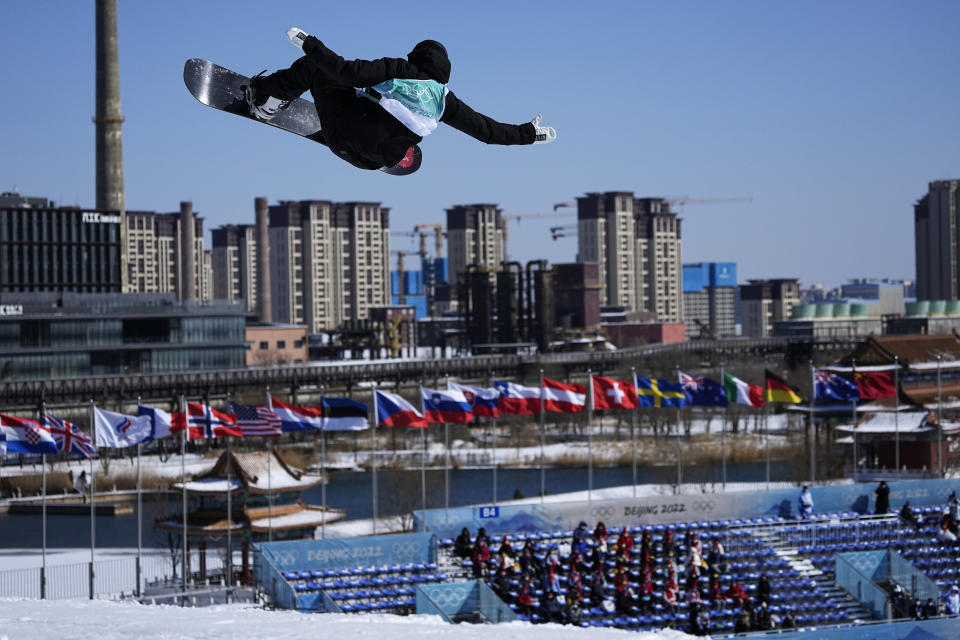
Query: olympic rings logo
[
  {"left": 272, "top": 549, "right": 299, "bottom": 567},
  {"left": 591, "top": 506, "right": 615, "bottom": 518},
  {"left": 692, "top": 500, "right": 716, "bottom": 513},
  {"left": 392, "top": 542, "right": 422, "bottom": 556}
]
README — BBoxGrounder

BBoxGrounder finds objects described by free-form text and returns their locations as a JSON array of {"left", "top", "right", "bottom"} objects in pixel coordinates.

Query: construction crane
[
  {"left": 664, "top": 196, "right": 753, "bottom": 209},
  {"left": 500, "top": 210, "right": 577, "bottom": 261},
  {"left": 413, "top": 222, "right": 445, "bottom": 258},
  {"left": 550, "top": 224, "right": 577, "bottom": 241}
]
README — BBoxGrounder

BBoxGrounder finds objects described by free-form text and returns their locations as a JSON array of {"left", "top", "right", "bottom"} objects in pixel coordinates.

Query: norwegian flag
[
  {"left": 228, "top": 402, "right": 282, "bottom": 437},
  {"left": 173, "top": 402, "right": 242, "bottom": 440},
  {"left": 44, "top": 413, "right": 96, "bottom": 459}
]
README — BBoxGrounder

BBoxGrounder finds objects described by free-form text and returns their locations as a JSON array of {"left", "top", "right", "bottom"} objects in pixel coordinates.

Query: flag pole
[
  {"left": 265, "top": 388, "right": 273, "bottom": 543},
  {"left": 587, "top": 370, "right": 593, "bottom": 514},
  {"left": 539, "top": 369, "right": 545, "bottom": 503},
  {"left": 180, "top": 393, "right": 187, "bottom": 594},
  {"left": 719, "top": 364, "right": 726, "bottom": 489},
  {"left": 225, "top": 392, "right": 232, "bottom": 591},
  {"left": 852, "top": 359, "right": 858, "bottom": 481},
  {"left": 40, "top": 400, "right": 47, "bottom": 600},
  {"left": 444, "top": 384, "right": 450, "bottom": 511},
  {"left": 937, "top": 355, "right": 943, "bottom": 478},
  {"left": 89, "top": 398, "right": 96, "bottom": 599},
  {"left": 894, "top": 355, "right": 900, "bottom": 479},
  {"left": 371, "top": 384, "right": 378, "bottom": 535},
  {"left": 490, "top": 372, "right": 497, "bottom": 506},
  {"left": 809, "top": 360, "right": 815, "bottom": 484},
  {"left": 136, "top": 395, "right": 143, "bottom": 598},
  {"left": 319, "top": 385, "right": 326, "bottom": 540},
  {"left": 421, "top": 399, "right": 427, "bottom": 516},
  {"left": 631, "top": 367, "right": 638, "bottom": 498},
  {"left": 765, "top": 402, "right": 770, "bottom": 490}
]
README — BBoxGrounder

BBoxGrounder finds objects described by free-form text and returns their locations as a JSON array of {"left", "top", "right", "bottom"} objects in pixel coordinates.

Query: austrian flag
[
  {"left": 592, "top": 376, "right": 639, "bottom": 410},
  {"left": 542, "top": 377, "right": 586, "bottom": 413}
]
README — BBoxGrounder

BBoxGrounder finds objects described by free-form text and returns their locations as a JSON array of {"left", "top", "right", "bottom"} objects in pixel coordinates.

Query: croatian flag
[
  {"left": 447, "top": 381, "right": 500, "bottom": 418},
  {"left": 138, "top": 405, "right": 180, "bottom": 441},
  {"left": 375, "top": 390, "right": 427, "bottom": 427},
  {"left": 269, "top": 396, "right": 324, "bottom": 432},
  {"left": 321, "top": 397, "right": 369, "bottom": 431},
  {"left": 493, "top": 380, "right": 541, "bottom": 415},
  {"left": 421, "top": 387, "right": 474, "bottom": 424},
  {"left": 592, "top": 376, "right": 639, "bottom": 411},
  {"left": 94, "top": 407, "right": 152, "bottom": 448},
  {"left": 542, "top": 377, "right": 587, "bottom": 413},
  {"left": 44, "top": 413, "right": 96, "bottom": 459},
  {"left": 0, "top": 414, "right": 57, "bottom": 455},
  {"left": 175, "top": 402, "right": 242, "bottom": 440}
]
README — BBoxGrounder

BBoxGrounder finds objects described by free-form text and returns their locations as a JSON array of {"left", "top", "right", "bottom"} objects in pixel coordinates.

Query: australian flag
[
  {"left": 813, "top": 367, "right": 860, "bottom": 402},
  {"left": 678, "top": 372, "right": 728, "bottom": 407}
]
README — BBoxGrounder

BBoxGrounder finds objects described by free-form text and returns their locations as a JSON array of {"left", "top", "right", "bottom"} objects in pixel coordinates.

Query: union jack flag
[
  {"left": 228, "top": 402, "right": 282, "bottom": 437},
  {"left": 44, "top": 413, "right": 96, "bottom": 459}
]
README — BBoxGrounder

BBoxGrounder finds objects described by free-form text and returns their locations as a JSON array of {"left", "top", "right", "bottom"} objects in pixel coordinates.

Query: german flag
[{"left": 764, "top": 369, "right": 803, "bottom": 404}]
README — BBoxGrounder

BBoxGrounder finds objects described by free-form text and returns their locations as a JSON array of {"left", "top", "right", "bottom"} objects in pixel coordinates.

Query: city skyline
[{"left": 2, "top": 1, "right": 958, "bottom": 288}]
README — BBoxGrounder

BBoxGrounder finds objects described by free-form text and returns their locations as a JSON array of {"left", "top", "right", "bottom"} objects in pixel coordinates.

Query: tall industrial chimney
[
  {"left": 95, "top": 0, "right": 125, "bottom": 212},
  {"left": 255, "top": 197, "right": 273, "bottom": 322},
  {"left": 180, "top": 201, "right": 197, "bottom": 301}
]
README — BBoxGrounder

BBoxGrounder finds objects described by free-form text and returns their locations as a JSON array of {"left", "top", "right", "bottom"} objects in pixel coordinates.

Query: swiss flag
[
  {"left": 592, "top": 376, "right": 639, "bottom": 410},
  {"left": 542, "top": 377, "right": 586, "bottom": 413}
]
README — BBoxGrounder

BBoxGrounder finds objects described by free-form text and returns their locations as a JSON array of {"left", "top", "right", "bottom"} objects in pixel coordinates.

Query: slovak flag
[
  {"left": 447, "top": 381, "right": 500, "bottom": 418},
  {"left": 421, "top": 387, "right": 474, "bottom": 424},
  {"left": 269, "top": 396, "right": 324, "bottom": 432},
  {"left": 493, "top": 380, "right": 541, "bottom": 415},
  {"left": 94, "top": 407, "right": 152, "bottom": 448},
  {"left": 174, "top": 402, "right": 242, "bottom": 440},
  {"left": 375, "top": 390, "right": 428, "bottom": 427},
  {"left": 592, "top": 376, "right": 639, "bottom": 411},
  {"left": 0, "top": 414, "right": 57, "bottom": 455},
  {"left": 542, "top": 377, "right": 587, "bottom": 413},
  {"left": 44, "top": 413, "right": 96, "bottom": 459}
]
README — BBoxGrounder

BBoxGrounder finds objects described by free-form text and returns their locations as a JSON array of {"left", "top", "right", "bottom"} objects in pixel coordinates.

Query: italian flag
[{"left": 723, "top": 372, "right": 765, "bottom": 408}]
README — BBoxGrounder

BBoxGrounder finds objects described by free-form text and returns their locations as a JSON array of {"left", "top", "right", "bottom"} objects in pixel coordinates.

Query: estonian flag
[{"left": 321, "top": 397, "right": 369, "bottom": 431}]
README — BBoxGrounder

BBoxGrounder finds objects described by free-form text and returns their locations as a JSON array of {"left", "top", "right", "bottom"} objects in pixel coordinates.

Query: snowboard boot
[{"left": 244, "top": 71, "right": 290, "bottom": 121}]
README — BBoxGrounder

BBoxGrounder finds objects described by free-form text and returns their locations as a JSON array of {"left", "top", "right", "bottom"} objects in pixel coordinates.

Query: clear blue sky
[{"left": 2, "top": 1, "right": 958, "bottom": 287}]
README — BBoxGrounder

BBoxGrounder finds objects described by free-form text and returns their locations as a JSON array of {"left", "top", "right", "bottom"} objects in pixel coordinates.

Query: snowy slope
[{"left": 0, "top": 599, "right": 694, "bottom": 640}]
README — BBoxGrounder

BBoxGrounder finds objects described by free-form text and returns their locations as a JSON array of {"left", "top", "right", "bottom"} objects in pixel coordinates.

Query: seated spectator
[
  {"left": 542, "top": 590, "right": 563, "bottom": 623},
  {"left": 708, "top": 574, "right": 723, "bottom": 605},
  {"left": 734, "top": 609, "right": 752, "bottom": 633},
  {"left": 454, "top": 527, "right": 473, "bottom": 558},
  {"left": 593, "top": 520, "right": 609, "bottom": 546},
  {"left": 756, "top": 574, "right": 771, "bottom": 606},
  {"left": 706, "top": 539, "right": 727, "bottom": 576},
  {"left": 518, "top": 539, "right": 540, "bottom": 575},
  {"left": 945, "top": 585, "right": 960, "bottom": 616},
  {"left": 755, "top": 601, "right": 774, "bottom": 630},
  {"left": 571, "top": 520, "right": 590, "bottom": 555},
  {"left": 542, "top": 563, "right": 561, "bottom": 594},
  {"left": 688, "top": 600, "right": 710, "bottom": 636},
  {"left": 615, "top": 528, "right": 634, "bottom": 557},
  {"left": 615, "top": 570, "right": 637, "bottom": 614},
  {"left": 686, "top": 577, "right": 703, "bottom": 607},
  {"left": 923, "top": 597, "right": 941, "bottom": 619},
  {"left": 780, "top": 608, "right": 797, "bottom": 630},
  {"left": 798, "top": 485, "right": 814, "bottom": 520},
  {"left": 938, "top": 520, "right": 958, "bottom": 544},
  {"left": 568, "top": 567, "right": 583, "bottom": 603},
  {"left": 589, "top": 571, "right": 607, "bottom": 603},
  {"left": 499, "top": 535, "right": 515, "bottom": 558},
  {"left": 726, "top": 581, "right": 749, "bottom": 608},
  {"left": 565, "top": 597, "right": 582, "bottom": 626},
  {"left": 686, "top": 531, "right": 703, "bottom": 556},
  {"left": 900, "top": 501, "right": 921, "bottom": 531},
  {"left": 516, "top": 580, "right": 534, "bottom": 616},
  {"left": 472, "top": 539, "right": 491, "bottom": 578},
  {"left": 663, "top": 577, "right": 679, "bottom": 614},
  {"left": 639, "top": 528, "right": 653, "bottom": 557}
]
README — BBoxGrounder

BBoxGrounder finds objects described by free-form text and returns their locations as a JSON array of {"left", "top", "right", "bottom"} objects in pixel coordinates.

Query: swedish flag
[{"left": 635, "top": 375, "right": 687, "bottom": 408}]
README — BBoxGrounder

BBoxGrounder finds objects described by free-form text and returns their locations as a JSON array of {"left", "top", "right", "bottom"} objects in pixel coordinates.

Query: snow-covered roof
[
  {"left": 172, "top": 478, "right": 243, "bottom": 493},
  {"left": 837, "top": 411, "right": 932, "bottom": 434},
  {"left": 178, "top": 449, "right": 323, "bottom": 494},
  {"left": 248, "top": 505, "right": 345, "bottom": 532}
]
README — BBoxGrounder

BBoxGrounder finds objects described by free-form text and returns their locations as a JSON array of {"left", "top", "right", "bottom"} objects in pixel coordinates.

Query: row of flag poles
[{"left": 0, "top": 363, "right": 914, "bottom": 596}]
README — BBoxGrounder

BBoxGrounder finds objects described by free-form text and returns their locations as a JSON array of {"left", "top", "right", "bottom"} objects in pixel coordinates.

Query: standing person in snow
[
  {"left": 245, "top": 28, "right": 557, "bottom": 171},
  {"left": 875, "top": 480, "right": 890, "bottom": 514},
  {"left": 798, "top": 486, "right": 814, "bottom": 520},
  {"left": 73, "top": 470, "right": 91, "bottom": 504}
]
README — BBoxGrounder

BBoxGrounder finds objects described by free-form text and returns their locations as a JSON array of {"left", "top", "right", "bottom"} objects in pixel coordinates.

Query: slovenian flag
[
  {"left": 0, "top": 414, "right": 58, "bottom": 454},
  {"left": 493, "top": 380, "right": 542, "bottom": 415},
  {"left": 421, "top": 387, "right": 474, "bottom": 424},
  {"left": 447, "top": 381, "right": 500, "bottom": 418},
  {"left": 376, "top": 390, "right": 428, "bottom": 427},
  {"left": 542, "top": 377, "right": 587, "bottom": 413},
  {"left": 321, "top": 397, "right": 369, "bottom": 431},
  {"left": 269, "top": 396, "right": 324, "bottom": 431}
]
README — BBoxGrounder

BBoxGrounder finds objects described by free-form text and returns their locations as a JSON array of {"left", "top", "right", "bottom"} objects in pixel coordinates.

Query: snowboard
[{"left": 183, "top": 58, "right": 422, "bottom": 176}]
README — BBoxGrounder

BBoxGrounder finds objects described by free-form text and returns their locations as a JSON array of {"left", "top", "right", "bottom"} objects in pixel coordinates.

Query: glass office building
[
  {"left": 0, "top": 293, "right": 246, "bottom": 380},
  {"left": 0, "top": 200, "right": 123, "bottom": 293}
]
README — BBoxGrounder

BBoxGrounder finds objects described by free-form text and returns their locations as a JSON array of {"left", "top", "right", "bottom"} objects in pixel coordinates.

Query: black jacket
[{"left": 300, "top": 37, "right": 536, "bottom": 169}]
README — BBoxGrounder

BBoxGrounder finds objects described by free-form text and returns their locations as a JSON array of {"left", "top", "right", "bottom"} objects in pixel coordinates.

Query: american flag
[
  {"left": 228, "top": 402, "right": 282, "bottom": 437},
  {"left": 44, "top": 413, "right": 96, "bottom": 459}
]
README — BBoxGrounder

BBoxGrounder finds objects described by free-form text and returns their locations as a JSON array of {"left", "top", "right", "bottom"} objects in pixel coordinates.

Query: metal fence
[
  {"left": 835, "top": 553, "right": 890, "bottom": 619},
  {"left": 0, "top": 549, "right": 229, "bottom": 600}
]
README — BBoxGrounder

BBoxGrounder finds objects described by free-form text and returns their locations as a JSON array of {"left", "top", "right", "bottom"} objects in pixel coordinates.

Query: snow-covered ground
[{"left": 0, "top": 599, "right": 693, "bottom": 640}]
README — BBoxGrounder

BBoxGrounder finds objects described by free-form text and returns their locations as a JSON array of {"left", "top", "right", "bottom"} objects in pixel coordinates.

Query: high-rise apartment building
[
  {"left": 577, "top": 193, "right": 683, "bottom": 322},
  {"left": 446, "top": 204, "right": 503, "bottom": 295},
  {"left": 683, "top": 262, "right": 738, "bottom": 338},
  {"left": 915, "top": 180, "right": 960, "bottom": 301},
  {"left": 268, "top": 200, "right": 390, "bottom": 332},
  {"left": 126, "top": 206, "right": 208, "bottom": 301},
  {"left": 740, "top": 278, "right": 799, "bottom": 337},
  {"left": 211, "top": 224, "right": 258, "bottom": 312}
]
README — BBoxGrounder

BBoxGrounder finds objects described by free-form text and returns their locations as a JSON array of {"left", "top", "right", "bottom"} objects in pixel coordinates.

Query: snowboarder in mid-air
[{"left": 245, "top": 27, "right": 557, "bottom": 172}]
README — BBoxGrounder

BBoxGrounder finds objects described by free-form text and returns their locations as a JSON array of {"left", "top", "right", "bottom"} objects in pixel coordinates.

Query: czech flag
[
  {"left": 447, "top": 381, "right": 500, "bottom": 418},
  {"left": 269, "top": 395, "right": 324, "bottom": 431},
  {"left": 542, "top": 377, "right": 586, "bottom": 413},
  {"left": 493, "top": 380, "right": 542, "bottom": 415},
  {"left": 421, "top": 387, "right": 474, "bottom": 424},
  {"left": 376, "top": 390, "right": 428, "bottom": 427}
]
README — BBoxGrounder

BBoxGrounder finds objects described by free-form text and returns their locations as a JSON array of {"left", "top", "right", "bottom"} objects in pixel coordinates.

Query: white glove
[
  {"left": 531, "top": 114, "right": 557, "bottom": 145},
  {"left": 286, "top": 27, "right": 310, "bottom": 50}
]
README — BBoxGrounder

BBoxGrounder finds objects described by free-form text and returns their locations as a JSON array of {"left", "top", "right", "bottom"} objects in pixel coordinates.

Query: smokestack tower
[
  {"left": 180, "top": 201, "right": 197, "bottom": 301},
  {"left": 95, "top": 0, "right": 125, "bottom": 212},
  {"left": 255, "top": 197, "right": 273, "bottom": 322}
]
